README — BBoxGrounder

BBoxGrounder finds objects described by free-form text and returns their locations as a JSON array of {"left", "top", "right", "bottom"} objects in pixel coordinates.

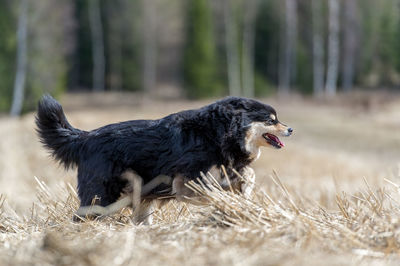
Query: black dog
[{"left": 36, "top": 95, "right": 292, "bottom": 208}]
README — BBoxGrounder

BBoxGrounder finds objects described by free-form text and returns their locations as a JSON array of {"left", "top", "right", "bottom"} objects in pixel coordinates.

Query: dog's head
[{"left": 220, "top": 97, "right": 293, "bottom": 156}]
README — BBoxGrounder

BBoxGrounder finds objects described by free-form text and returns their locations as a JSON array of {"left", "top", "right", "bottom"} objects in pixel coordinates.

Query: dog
[{"left": 36, "top": 95, "right": 293, "bottom": 220}]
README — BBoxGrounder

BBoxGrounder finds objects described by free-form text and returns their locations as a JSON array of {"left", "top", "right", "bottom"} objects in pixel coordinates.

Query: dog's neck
[{"left": 245, "top": 145, "right": 261, "bottom": 160}]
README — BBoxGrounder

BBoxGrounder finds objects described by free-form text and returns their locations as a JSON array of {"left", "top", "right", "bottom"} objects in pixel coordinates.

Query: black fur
[{"left": 36, "top": 95, "right": 278, "bottom": 207}]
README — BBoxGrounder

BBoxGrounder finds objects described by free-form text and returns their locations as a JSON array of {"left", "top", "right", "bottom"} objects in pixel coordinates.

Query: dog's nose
[{"left": 288, "top": 128, "right": 293, "bottom": 134}]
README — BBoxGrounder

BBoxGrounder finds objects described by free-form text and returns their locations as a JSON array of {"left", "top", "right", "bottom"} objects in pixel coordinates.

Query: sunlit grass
[{"left": 1, "top": 171, "right": 400, "bottom": 265}]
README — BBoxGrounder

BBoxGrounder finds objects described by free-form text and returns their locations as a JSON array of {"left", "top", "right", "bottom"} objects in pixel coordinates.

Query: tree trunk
[
  {"left": 241, "top": 0, "right": 258, "bottom": 98},
  {"left": 88, "top": 0, "right": 105, "bottom": 91},
  {"left": 107, "top": 1, "right": 123, "bottom": 91},
  {"left": 10, "top": 0, "right": 28, "bottom": 116},
  {"left": 311, "top": 0, "right": 325, "bottom": 97},
  {"left": 342, "top": 0, "right": 357, "bottom": 92},
  {"left": 224, "top": 0, "right": 241, "bottom": 96},
  {"left": 142, "top": 0, "right": 158, "bottom": 93},
  {"left": 279, "top": 0, "right": 297, "bottom": 94},
  {"left": 325, "top": 0, "right": 340, "bottom": 96}
]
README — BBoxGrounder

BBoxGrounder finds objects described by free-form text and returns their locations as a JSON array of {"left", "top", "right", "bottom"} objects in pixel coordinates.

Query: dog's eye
[{"left": 265, "top": 119, "right": 277, "bottom": 125}]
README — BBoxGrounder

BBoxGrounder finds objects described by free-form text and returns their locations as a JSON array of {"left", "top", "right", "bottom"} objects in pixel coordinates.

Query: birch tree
[
  {"left": 279, "top": 0, "right": 297, "bottom": 94},
  {"left": 10, "top": 0, "right": 28, "bottom": 116},
  {"left": 241, "top": 0, "right": 259, "bottom": 97},
  {"left": 88, "top": 0, "right": 105, "bottom": 91},
  {"left": 311, "top": 0, "right": 325, "bottom": 97},
  {"left": 224, "top": 0, "right": 241, "bottom": 96},
  {"left": 325, "top": 0, "right": 340, "bottom": 96}
]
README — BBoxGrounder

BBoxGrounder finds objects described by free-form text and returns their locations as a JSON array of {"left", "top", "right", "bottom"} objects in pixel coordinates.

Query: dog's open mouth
[{"left": 263, "top": 133, "right": 285, "bottom": 149}]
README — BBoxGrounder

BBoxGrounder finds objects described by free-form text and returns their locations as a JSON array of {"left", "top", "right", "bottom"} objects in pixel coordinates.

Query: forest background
[{"left": 1, "top": 0, "right": 400, "bottom": 115}]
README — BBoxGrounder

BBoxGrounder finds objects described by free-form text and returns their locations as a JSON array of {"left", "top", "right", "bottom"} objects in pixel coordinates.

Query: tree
[
  {"left": 183, "top": 0, "right": 219, "bottom": 98},
  {"left": 241, "top": 0, "right": 259, "bottom": 97},
  {"left": 24, "top": 0, "right": 74, "bottom": 111},
  {"left": 377, "top": 0, "right": 400, "bottom": 85},
  {"left": 342, "top": 0, "right": 358, "bottom": 91},
  {"left": 325, "top": 0, "right": 340, "bottom": 96},
  {"left": 311, "top": 0, "right": 325, "bottom": 97},
  {"left": 253, "top": 0, "right": 281, "bottom": 95},
  {"left": 224, "top": 0, "right": 241, "bottom": 96},
  {"left": 88, "top": 0, "right": 105, "bottom": 91},
  {"left": 105, "top": 0, "right": 123, "bottom": 91},
  {"left": 142, "top": 0, "right": 158, "bottom": 93},
  {"left": 10, "top": 0, "right": 28, "bottom": 116},
  {"left": 0, "top": 0, "right": 16, "bottom": 112},
  {"left": 279, "top": 0, "right": 297, "bottom": 94}
]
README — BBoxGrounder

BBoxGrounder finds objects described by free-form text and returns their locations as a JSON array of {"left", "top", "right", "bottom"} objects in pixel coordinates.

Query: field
[{"left": 1, "top": 92, "right": 400, "bottom": 265}]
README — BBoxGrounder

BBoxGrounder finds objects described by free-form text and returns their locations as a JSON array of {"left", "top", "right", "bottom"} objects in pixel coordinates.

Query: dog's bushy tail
[{"left": 36, "top": 95, "right": 86, "bottom": 168}]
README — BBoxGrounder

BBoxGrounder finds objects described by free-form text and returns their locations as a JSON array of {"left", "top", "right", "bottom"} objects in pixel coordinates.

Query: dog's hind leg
[{"left": 75, "top": 172, "right": 172, "bottom": 220}]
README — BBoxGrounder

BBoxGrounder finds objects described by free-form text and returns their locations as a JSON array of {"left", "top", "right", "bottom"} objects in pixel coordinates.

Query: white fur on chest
[{"left": 244, "top": 122, "right": 265, "bottom": 160}]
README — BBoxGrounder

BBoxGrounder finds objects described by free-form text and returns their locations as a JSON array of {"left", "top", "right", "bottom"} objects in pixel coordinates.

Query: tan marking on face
[
  {"left": 244, "top": 121, "right": 291, "bottom": 155},
  {"left": 274, "top": 122, "right": 289, "bottom": 133},
  {"left": 269, "top": 114, "right": 276, "bottom": 121}
]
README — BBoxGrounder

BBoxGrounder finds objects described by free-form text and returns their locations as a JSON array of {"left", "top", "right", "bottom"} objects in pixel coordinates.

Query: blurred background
[
  {"left": 1, "top": 0, "right": 400, "bottom": 115},
  {"left": 2, "top": 1, "right": 400, "bottom": 263}
]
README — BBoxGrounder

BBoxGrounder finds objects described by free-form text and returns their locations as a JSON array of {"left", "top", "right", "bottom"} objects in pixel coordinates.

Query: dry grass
[
  {"left": 2, "top": 171, "right": 400, "bottom": 265},
  {"left": 1, "top": 93, "right": 400, "bottom": 265}
]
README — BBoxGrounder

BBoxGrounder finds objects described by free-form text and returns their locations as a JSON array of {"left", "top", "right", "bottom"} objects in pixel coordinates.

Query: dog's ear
[{"left": 222, "top": 97, "right": 250, "bottom": 112}]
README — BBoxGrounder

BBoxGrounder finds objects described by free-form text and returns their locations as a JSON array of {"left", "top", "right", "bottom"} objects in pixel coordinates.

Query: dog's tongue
[{"left": 267, "top": 133, "right": 285, "bottom": 147}]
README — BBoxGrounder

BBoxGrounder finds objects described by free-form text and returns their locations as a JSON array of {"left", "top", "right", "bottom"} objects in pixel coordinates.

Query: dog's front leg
[
  {"left": 172, "top": 175, "right": 206, "bottom": 205},
  {"left": 240, "top": 167, "right": 256, "bottom": 199},
  {"left": 135, "top": 200, "right": 155, "bottom": 225},
  {"left": 172, "top": 175, "right": 194, "bottom": 202}
]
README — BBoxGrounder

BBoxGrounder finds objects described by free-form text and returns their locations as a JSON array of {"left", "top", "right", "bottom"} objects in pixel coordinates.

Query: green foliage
[
  {"left": 358, "top": 0, "right": 377, "bottom": 81},
  {"left": 377, "top": 0, "right": 400, "bottom": 85},
  {"left": 254, "top": 0, "right": 280, "bottom": 86},
  {"left": 183, "top": 0, "right": 220, "bottom": 98},
  {"left": 397, "top": 18, "right": 400, "bottom": 73},
  {"left": 120, "top": 45, "right": 140, "bottom": 91},
  {"left": 254, "top": 72, "right": 276, "bottom": 97},
  {"left": 21, "top": 0, "right": 73, "bottom": 112},
  {"left": 295, "top": 1, "right": 313, "bottom": 94},
  {"left": 296, "top": 42, "right": 313, "bottom": 94},
  {"left": 120, "top": 1, "right": 141, "bottom": 92},
  {"left": 0, "top": 0, "right": 16, "bottom": 112},
  {"left": 71, "top": 0, "right": 92, "bottom": 89},
  {"left": 98, "top": 0, "right": 141, "bottom": 91},
  {"left": 359, "top": 0, "right": 400, "bottom": 87}
]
